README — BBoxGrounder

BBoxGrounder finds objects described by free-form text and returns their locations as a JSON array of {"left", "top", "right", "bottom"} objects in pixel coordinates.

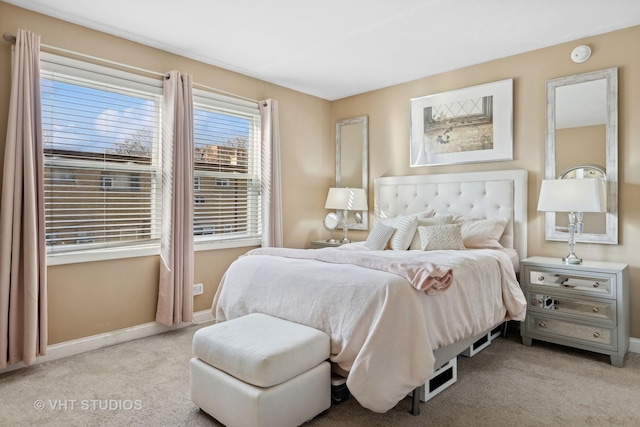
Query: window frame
[
  {"left": 192, "top": 89, "right": 262, "bottom": 251},
  {"left": 41, "top": 53, "right": 164, "bottom": 265}
]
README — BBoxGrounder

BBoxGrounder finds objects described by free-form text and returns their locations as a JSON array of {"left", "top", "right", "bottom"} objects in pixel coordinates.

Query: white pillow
[
  {"left": 418, "top": 224, "right": 465, "bottom": 251},
  {"left": 414, "top": 209, "right": 436, "bottom": 219},
  {"left": 408, "top": 215, "right": 454, "bottom": 250},
  {"left": 377, "top": 210, "right": 435, "bottom": 250},
  {"left": 378, "top": 209, "right": 434, "bottom": 224},
  {"left": 387, "top": 215, "right": 418, "bottom": 250},
  {"left": 364, "top": 223, "right": 396, "bottom": 250},
  {"left": 455, "top": 217, "right": 509, "bottom": 249}
]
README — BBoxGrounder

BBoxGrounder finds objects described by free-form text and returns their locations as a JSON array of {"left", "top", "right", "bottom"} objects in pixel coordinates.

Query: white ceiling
[{"left": 5, "top": 0, "right": 640, "bottom": 100}]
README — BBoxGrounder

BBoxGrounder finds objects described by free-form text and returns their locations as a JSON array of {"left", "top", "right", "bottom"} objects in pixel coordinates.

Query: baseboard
[
  {"left": 629, "top": 337, "right": 640, "bottom": 354},
  {"left": 192, "top": 309, "right": 215, "bottom": 325},
  {"left": 0, "top": 309, "right": 215, "bottom": 375}
]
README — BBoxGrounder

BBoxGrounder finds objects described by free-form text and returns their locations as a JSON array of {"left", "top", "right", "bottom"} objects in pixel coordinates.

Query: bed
[{"left": 212, "top": 169, "right": 528, "bottom": 414}]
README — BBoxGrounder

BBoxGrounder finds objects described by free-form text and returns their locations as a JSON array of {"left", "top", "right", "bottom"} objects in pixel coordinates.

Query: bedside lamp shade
[
  {"left": 324, "top": 188, "right": 368, "bottom": 211},
  {"left": 537, "top": 178, "right": 606, "bottom": 213}
]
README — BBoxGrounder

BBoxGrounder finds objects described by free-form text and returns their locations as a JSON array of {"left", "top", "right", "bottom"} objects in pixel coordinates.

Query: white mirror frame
[
  {"left": 545, "top": 67, "right": 618, "bottom": 244},
  {"left": 336, "top": 115, "right": 369, "bottom": 230}
]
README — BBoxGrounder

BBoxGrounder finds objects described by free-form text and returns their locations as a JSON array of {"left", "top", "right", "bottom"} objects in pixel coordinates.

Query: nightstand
[
  {"left": 520, "top": 256, "right": 629, "bottom": 367},
  {"left": 309, "top": 240, "right": 344, "bottom": 249}
]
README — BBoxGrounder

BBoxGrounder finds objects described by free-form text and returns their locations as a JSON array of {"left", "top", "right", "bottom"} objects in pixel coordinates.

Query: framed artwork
[{"left": 410, "top": 79, "right": 513, "bottom": 167}]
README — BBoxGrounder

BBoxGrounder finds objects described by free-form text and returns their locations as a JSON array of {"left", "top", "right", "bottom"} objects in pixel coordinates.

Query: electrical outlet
[{"left": 193, "top": 283, "right": 204, "bottom": 296}]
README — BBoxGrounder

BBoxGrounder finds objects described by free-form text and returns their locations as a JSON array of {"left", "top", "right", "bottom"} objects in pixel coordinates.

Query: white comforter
[{"left": 212, "top": 245, "right": 526, "bottom": 413}]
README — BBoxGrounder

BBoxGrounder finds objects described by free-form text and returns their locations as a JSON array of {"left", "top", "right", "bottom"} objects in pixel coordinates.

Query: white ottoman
[{"left": 191, "top": 313, "right": 331, "bottom": 427}]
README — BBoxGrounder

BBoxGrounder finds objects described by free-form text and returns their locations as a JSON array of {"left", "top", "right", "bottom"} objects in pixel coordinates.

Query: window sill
[
  {"left": 195, "top": 238, "right": 261, "bottom": 252},
  {"left": 46, "top": 238, "right": 261, "bottom": 266},
  {"left": 46, "top": 245, "right": 160, "bottom": 266}
]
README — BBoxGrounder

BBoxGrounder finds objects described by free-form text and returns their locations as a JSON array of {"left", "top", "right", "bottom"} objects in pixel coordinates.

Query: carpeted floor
[{"left": 1, "top": 323, "right": 639, "bottom": 427}]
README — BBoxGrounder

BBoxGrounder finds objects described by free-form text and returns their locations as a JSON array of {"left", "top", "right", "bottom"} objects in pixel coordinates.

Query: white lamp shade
[
  {"left": 537, "top": 178, "right": 606, "bottom": 213},
  {"left": 325, "top": 187, "right": 368, "bottom": 211}
]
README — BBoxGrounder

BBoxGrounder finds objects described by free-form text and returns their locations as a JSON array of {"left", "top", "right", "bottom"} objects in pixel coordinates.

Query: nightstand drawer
[
  {"left": 528, "top": 292, "right": 615, "bottom": 324},
  {"left": 528, "top": 269, "right": 613, "bottom": 298},
  {"left": 527, "top": 315, "right": 615, "bottom": 350}
]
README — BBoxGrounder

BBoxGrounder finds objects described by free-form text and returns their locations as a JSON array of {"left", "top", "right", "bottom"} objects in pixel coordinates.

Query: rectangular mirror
[
  {"left": 336, "top": 115, "right": 368, "bottom": 230},
  {"left": 545, "top": 67, "right": 618, "bottom": 244}
]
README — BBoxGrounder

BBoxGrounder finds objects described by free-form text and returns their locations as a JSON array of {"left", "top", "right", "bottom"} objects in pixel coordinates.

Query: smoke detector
[{"left": 571, "top": 45, "right": 592, "bottom": 63}]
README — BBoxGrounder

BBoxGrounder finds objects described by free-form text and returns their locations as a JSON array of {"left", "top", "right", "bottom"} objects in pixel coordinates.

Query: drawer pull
[
  {"left": 593, "top": 332, "right": 601, "bottom": 339},
  {"left": 537, "top": 275, "right": 545, "bottom": 282},
  {"left": 592, "top": 307, "right": 600, "bottom": 313},
  {"left": 538, "top": 321, "right": 546, "bottom": 328},
  {"left": 593, "top": 282, "right": 600, "bottom": 288}
]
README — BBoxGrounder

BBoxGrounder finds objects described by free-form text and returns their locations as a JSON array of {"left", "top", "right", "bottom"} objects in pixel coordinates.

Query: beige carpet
[{"left": 1, "top": 323, "right": 639, "bottom": 427}]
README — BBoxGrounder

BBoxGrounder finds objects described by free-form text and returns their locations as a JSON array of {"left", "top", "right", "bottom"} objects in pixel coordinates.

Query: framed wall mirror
[
  {"left": 545, "top": 67, "right": 618, "bottom": 244},
  {"left": 336, "top": 115, "right": 369, "bottom": 230}
]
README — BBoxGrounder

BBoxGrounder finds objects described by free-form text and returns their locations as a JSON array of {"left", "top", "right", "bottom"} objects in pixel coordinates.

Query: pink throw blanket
[{"left": 246, "top": 248, "right": 453, "bottom": 294}]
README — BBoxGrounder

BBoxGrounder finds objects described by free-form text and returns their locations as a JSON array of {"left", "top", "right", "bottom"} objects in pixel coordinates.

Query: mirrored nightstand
[{"left": 520, "top": 256, "right": 629, "bottom": 367}]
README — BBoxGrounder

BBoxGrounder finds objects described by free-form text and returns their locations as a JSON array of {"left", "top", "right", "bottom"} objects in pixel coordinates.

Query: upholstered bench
[{"left": 190, "top": 313, "right": 331, "bottom": 427}]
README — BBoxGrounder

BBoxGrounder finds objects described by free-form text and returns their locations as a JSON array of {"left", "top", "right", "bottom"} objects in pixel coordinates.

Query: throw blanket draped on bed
[
  {"left": 213, "top": 246, "right": 526, "bottom": 413},
  {"left": 246, "top": 247, "right": 453, "bottom": 294}
]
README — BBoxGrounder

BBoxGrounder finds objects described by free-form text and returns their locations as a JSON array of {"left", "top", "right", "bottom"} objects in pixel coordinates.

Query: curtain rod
[{"left": 2, "top": 32, "right": 262, "bottom": 105}]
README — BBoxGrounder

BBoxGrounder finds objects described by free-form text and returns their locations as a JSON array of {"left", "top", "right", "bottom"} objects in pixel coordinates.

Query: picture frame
[{"left": 410, "top": 79, "right": 513, "bottom": 167}]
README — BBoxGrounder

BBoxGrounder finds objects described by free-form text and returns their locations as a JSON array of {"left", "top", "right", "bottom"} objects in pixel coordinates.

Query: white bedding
[{"left": 212, "top": 246, "right": 526, "bottom": 413}]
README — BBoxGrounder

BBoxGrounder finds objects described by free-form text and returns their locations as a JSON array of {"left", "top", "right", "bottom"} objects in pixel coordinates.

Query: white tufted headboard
[{"left": 374, "top": 169, "right": 528, "bottom": 258}]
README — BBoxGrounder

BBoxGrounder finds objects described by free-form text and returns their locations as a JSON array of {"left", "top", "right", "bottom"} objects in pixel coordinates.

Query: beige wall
[
  {"left": 333, "top": 25, "right": 640, "bottom": 338},
  {"left": 1, "top": 2, "right": 639, "bottom": 343},
  {"left": 0, "top": 3, "right": 333, "bottom": 344}
]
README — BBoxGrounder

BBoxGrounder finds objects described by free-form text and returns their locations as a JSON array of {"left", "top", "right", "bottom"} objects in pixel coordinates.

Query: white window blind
[
  {"left": 193, "top": 91, "right": 261, "bottom": 244},
  {"left": 41, "top": 53, "right": 163, "bottom": 253}
]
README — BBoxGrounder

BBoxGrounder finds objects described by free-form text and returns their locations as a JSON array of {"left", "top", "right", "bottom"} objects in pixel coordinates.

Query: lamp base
[{"left": 562, "top": 253, "right": 582, "bottom": 264}]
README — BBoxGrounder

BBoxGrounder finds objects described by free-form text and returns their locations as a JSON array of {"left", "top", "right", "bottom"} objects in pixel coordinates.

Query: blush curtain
[
  {"left": 156, "top": 71, "right": 194, "bottom": 326},
  {"left": 259, "top": 99, "right": 283, "bottom": 248},
  {"left": 0, "top": 30, "right": 47, "bottom": 368}
]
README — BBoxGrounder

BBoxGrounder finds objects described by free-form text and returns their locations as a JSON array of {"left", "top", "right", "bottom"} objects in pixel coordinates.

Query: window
[
  {"left": 193, "top": 91, "right": 261, "bottom": 245},
  {"left": 41, "top": 53, "right": 163, "bottom": 254},
  {"left": 100, "top": 175, "right": 114, "bottom": 190}
]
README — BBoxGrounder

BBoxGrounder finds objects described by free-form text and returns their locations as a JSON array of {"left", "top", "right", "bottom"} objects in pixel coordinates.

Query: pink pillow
[{"left": 454, "top": 217, "right": 509, "bottom": 249}]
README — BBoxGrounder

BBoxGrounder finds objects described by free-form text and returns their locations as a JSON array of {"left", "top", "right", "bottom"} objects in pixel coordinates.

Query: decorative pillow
[
  {"left": 414, "top": 209, "right": 436, "bottom": 219},
  {"left": 376, "top": 210, "right": 435, "bottom": 250},
  {"left": 418, "top": 224, "right": 465, "bottom": 251},
  {"left": 386, "top": 215, "right": 418, "bottom": 250},
  {"left": 364, "top": 223, "right": 396, "bottom": 250},
  {"left": 377, "top": 209, "right": 434, "bottom": 225},
  {"left": 456, "top": 217, "right": 509, "bottom": 249},
  {"left": 408, "top": 215, "right": 454, "bottom": 250}
]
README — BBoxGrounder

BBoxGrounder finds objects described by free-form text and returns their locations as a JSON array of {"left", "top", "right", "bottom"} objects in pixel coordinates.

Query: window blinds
[
  {"left": 193, "top": 91, "right": 262, "bottom": 242},
  {"left": 41, "top": 54, "right": 163, "bottom": 252}
]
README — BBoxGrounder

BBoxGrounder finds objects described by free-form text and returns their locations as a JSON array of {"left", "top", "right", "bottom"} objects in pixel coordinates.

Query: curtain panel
[
  {"left": 259, "top": 99, "right": 283, "bottom": 248},
  {"left": 0, "top": 29, "right": 47, "bottom": 368},
  {"left": 156, "top": 71, "right": 194, "bottom": 326}
]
